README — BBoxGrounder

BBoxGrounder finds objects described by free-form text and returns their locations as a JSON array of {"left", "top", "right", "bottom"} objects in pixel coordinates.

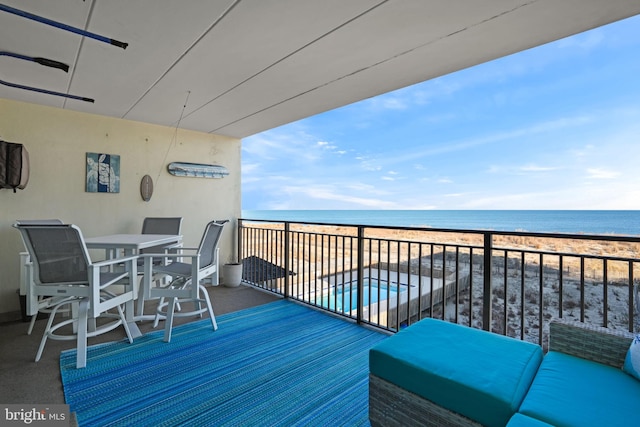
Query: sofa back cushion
[
  {"left": 623, "top": 334, "right": 640, "bottom": 381},
  {"left": 520, "top": 351, "right": 640, "bottom": 427}
]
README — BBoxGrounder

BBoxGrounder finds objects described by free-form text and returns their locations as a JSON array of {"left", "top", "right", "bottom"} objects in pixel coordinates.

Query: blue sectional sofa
[{"left": 369, "top": 318, "right": 638, "bottom": 427}]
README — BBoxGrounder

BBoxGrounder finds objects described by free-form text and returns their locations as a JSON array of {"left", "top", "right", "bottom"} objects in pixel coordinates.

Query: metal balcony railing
[{"left": 238, "top": 219, "right": 640, "bottom": 348}]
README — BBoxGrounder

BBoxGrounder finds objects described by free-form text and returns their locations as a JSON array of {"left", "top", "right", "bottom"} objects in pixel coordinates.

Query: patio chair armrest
[{"left": 549, "top": 318, "right": 635, "bottom": 368}]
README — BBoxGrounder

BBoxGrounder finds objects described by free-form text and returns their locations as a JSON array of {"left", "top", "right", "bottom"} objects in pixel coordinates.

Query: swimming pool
[{"left": 320, "top": 279, "right": 406, "bottom": 313}]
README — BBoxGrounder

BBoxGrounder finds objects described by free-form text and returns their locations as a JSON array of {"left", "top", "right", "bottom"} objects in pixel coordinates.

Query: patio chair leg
[
  {"left": 200, "top": 285, "right": 217, "bottom": 331},
  {"left": 72, "top": 301, "right": 79, "bottom": 333},
  {"left": 117, "top": 304, "right": 134, "bottom": 344},
  {"left": 27, "top": 314, "right": 37, "bottom": 335},
  {"left": 35, "top": 306, "right": 59, "bottom": 362},
  {"left": 76, "top": 299, "right": 89, "bottom": 369},
  {"left": 136, "top": 275, "right": 148, "bottom": 318},
  {"left": 153, "top": 300, "right": 162, "bottom": 328},
  {"left": 153, "top": 297, "right": 169, "bottom": 329},
  {"left": 163, "top": 297, "right": 176, "bottom": 343},
  {"left": 153, "top": 296, "right": 182, "bottom": 328}
]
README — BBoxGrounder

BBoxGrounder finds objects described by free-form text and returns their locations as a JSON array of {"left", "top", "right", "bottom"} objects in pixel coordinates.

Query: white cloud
[
  {"left": 586, "top": 168, "right": 620, "bottom": 179},
  {"left": 380, "top": 98, "right": 408, "bottom": 110},
  {"left": 379, "top": 115, "right": 594, "bottom": 165},
  {"left": 282, "top": 184, "right": 398, "bottom": 209},
  {"left": 317, "top": 141, "right": 339, "bottom": 150},
  {"left": 519, "top": 164, "right": 558, "bottom": 172},
  {"left": 241, "top": 162, "right": 260, "bottom": 174},
  {"left": 346, "top": 182, "right": 390, "bottom": 195},
  {"left": 365, "top": 89, "right": 412, "bottom": 111},
  {"left": 355, "top": 155, "right": 382, "bottom": 171},
  {"left": 557, "top": 29, "right": 605, "bottom": 51},
  {"left": 487, "top": 164, "right": 559, "bottom": 175}
]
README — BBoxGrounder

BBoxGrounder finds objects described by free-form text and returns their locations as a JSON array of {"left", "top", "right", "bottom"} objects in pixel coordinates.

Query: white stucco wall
[{"left": 0, "top": 98, "right": 241, "bottom": 321}]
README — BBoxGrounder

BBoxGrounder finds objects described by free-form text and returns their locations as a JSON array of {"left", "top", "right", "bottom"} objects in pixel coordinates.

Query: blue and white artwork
[{"left": 86, "top": 152, "right": 120, "bottom": 193}]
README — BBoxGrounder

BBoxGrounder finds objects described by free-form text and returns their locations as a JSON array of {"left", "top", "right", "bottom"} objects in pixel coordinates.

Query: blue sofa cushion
[
  {"left": 519, "top": 351, "right": 640, "bottom": 427},
  {"left": 506, "top": 413, "right": 554, "bottom": 427},
  {"left": 369, "top": 318, "right": 543, "bottom": 427},
  {"left": 623, "top": 334, "right": 640, "bottom": 381}
]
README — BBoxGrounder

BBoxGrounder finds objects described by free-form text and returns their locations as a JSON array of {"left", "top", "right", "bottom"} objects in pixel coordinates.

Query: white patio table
[
  {"left": 84, "top": 233, "right": 182, "bottom": 256},
  {"left": 84, "top": 233, "right": 183, "bottom": 337}
]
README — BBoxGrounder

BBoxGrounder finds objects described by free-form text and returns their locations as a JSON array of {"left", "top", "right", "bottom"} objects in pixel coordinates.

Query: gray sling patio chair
[
  {"left": 14, "top": 223, "right": 137, "bottom": 368},
  {"left": 141, "top": 220, "right": 225, "bottom": 342},
  {"left": 15, "top": 219, "right": 70, "bottom": 335},
  {"left": 139, "top": 217, "right": 183, "bottom": 265},
  {"left": 133, "top": 217, "right": 183, "bottom": 315}
]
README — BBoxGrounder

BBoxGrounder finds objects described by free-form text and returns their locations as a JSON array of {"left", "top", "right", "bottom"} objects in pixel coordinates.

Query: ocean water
[{"left": 242, "top": 210, "right": 640, "bottom": 236}]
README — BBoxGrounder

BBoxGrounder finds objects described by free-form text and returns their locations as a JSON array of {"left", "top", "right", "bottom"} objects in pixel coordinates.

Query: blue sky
[{"left": 242, "top": 15, "right": 640, "bottom": 211}]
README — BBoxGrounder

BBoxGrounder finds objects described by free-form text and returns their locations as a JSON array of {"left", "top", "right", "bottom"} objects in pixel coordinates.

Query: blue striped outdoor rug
[{"left": 60, "top": 300, "right": 387, "bottom": 426}]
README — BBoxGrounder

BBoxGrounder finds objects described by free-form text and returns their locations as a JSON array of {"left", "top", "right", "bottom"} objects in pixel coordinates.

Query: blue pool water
[{"left": 321, "top": 279, "right": 406, "bottom": 312}]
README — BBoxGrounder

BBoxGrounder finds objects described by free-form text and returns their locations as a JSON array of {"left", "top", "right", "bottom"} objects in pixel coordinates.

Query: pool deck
[{"left": 309, "top": 269, "right": 470, "bottom": 328}]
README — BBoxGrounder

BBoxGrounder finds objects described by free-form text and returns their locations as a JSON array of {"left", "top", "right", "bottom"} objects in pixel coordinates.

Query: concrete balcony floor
[{"left": 0, "top": 284, "right": 280, "bottom": 405}]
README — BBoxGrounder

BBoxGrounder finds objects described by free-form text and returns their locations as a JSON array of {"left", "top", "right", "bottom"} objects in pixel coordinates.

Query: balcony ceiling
[{"left": 1, "top": 1, "right": 639, "bottom": 139}]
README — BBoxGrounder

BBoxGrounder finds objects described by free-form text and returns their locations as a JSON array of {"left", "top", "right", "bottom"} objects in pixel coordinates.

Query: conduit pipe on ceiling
[
  {"left": 0, "top": 3, "right": 128, "bottom": 49},
  {"left": 0, "top": 77, "right": 95, "bottom": 103},
  {"left": 0, "top": 51, "right": 69, "bottom": 73},
  {"left": 0, "top": 51, "right": 94, "bottom": 102}
]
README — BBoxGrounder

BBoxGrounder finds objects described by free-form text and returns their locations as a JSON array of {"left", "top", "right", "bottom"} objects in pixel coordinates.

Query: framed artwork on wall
[{"left": 86, "top": 152, "right": 120, "bottom": 193}]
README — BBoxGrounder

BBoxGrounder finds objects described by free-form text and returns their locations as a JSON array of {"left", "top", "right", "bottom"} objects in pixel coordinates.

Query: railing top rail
[{"left": 240, "top": 218, "right": 640, "bottom": 243}]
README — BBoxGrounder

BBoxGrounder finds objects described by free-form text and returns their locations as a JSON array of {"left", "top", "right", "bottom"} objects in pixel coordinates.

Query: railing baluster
[
  {"left": 558, "top": 255, "right": 564, "bottom": 319},
  {"left": 320, "top": 234, "right": 325, "bottom": 305},
  {"left": 418, "top": 243, "right": 423, "bottom": 325},
  {"left": 357, "top": 227, "right": 364, "bottom": 324},
  {"left": 520, "top": 252, "right": 525, "bottom": 340},
  {"left": 377, "top": 239, "right": 382, "bottom": 325},
  {"left": 580, "top": 257, "right": 585, "bottom": 322},
  {"left": 629, "top": 261, "right": 635, "bottom": 332},
  {"left": 603, "top": 258, "right": 608, "bottom": 328},
  {"left": 442, "top": 244, "right": 447, "bottom": 321},
  {"left": 396, "top": 240, "right": 401, "bottom": 330},
  {"left": 455, "top": 246, "right": 460, "bottom": 325},
  {"left": 429, "top": 243, "right": 434, "bottom": 318},
  {"left": 284, "top": 222, "right": 290, "bottom": 298},
  {"left": 313, "top": 233, "right": 318, "bottom": 306},
  {"left": 483, "top": 232, "right": 493, "bottom": 331},
  {"left": 538, "top": 253, "right": 544, "bottom": 346},
  {"left": 469, "top": 247, "right": 474, "bottom": 328},
  {"left": 503, "top": 250, "right": 508, "bottom": 335},
  {"left": 336, "top": 236, "right": 344, "bottom": 311},
  {"left": 367, "top": 237, "right": 372, "bottom": 324}
]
